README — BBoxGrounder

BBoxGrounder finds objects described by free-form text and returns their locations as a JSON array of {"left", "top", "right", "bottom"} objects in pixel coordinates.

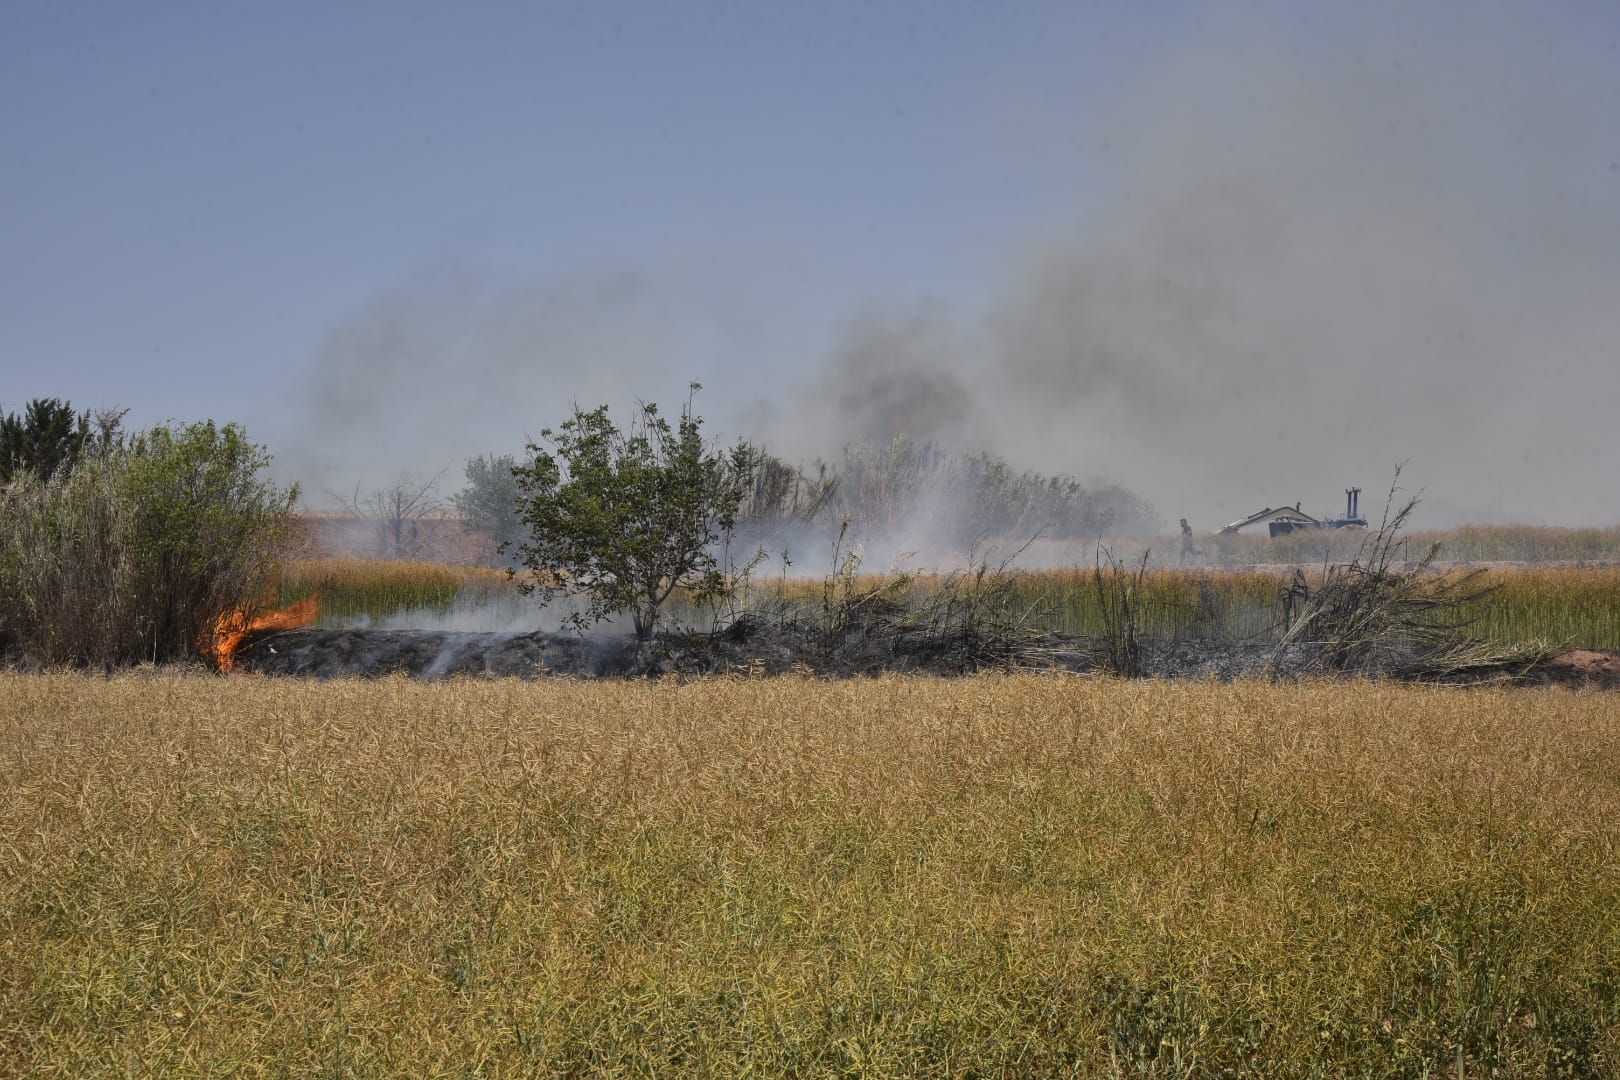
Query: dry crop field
[{"left": 3, "top": 673, "right": 1617, "bottom": 1076}]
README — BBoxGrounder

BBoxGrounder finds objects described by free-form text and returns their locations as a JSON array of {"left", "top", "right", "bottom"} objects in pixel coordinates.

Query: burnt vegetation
[
  {"left": 702, "top": 524, "right": 1056, "bottom": 676},
  {"left": 1266, "top": 478, "right": 1557, "bottom": 682}
]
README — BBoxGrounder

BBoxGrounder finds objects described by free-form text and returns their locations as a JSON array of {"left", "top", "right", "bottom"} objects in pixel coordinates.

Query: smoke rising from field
[
  {"left": 816, "top": 304, "right": 979, "bottom": 450},
  {"left": 779, "top": 5, "right": 1620, "bottom": 530},
  {"left": 970, "top": 6, "right": 1620, "bottom": 530},
  {"left": 292, "top": 5, "right": 1620, "bottom": 533},
  {"left": 286, "top": 269, "right": 736, "bottom": 490}
]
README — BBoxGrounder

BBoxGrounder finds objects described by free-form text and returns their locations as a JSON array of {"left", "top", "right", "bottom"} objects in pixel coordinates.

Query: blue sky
[
  {"left": 6, "top": 2, "right": 1619, "bottom": 525},
  {"left": 5, "top": 3, "right": 1137, "bottom": 413}
]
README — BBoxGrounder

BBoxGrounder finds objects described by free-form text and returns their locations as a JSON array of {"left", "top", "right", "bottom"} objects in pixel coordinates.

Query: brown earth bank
[
  {"left": 233, "top": 626, "right": 1620, "bottom": 688},
  {"left": 1530, "top": 648, "right": 1620, "bottom": 689}
]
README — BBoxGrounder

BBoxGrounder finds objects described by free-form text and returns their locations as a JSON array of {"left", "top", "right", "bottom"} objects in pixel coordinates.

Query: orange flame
[{"left": 205, "top": 595, "right": 318, "bottom": 672}]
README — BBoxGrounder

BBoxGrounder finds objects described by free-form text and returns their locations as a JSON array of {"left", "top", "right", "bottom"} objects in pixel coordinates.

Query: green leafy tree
[
  {"left": 452, "top": 453, "right": 525, "bottom": 564},
  {"left": 0, "top": 398, "right": 87, "bottom": 483},
  {"left": 512, "top": 387, "right": 753, "bottom": 640},
  {"left": 0, "top": 399, "right": 126, "bottom": 485}
]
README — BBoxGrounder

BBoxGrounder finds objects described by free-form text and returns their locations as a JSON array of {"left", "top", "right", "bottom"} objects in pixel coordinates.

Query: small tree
[
  {"left": 0, "top": 398, "right": 82, "bottom": 484},
  {"left": 452, "top": 453, "right": 525, "bottom": 565},
  {"left": 512, "top": 386, "right": 753, "bottom": 639},
  {"left": 335, "top": 471, "right": 446, "bottom": 558}
]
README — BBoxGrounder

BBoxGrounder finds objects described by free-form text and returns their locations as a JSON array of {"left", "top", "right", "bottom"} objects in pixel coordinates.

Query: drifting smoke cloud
[
  {"left": 293, "top": 5, "right": 1620, "bottom": 531},
  {"left": 284, "top": 267, "right": 759, "bottom": 499},
  {"left": 793, "top": 7, "right": 1620, "bottom": 529},
  {"left": 783, "top": 302, "right": 980, "bottom": 451},
  {"left": 973, "top": 7, "right": 1620, "bottom": 529}
]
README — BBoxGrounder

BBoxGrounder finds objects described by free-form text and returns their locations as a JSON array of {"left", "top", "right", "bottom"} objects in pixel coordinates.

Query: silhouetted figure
[{"left": 1179, "top": 517, "right": 1203, "bottom": 566}]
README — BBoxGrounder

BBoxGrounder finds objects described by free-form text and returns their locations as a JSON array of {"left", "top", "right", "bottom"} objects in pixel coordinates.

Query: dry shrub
[
  {"left": 1091, "top": 545, "right": 1148, "bottom": 676},
  {"left": 1268, "top": 482, "right": 1555, "bottom": 679},
  {"left": 743, "top": 524, "right": 1052, "bottom": 672}
]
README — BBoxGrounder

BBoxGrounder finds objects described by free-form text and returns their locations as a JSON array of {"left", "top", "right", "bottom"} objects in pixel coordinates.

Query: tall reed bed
[
  {"left": 278, "top": 558, "right": 514, "bottom": 623},
  {"left": 282, "top": 558, "right": 1620, "bottom": 650},
  {"left": 1473, "top": 568, "right": 1620, "bottom": 651},
  {"left": 1016, "top": 523, "right": 1620, "bottom": 568},
  {"left": 1412, "top": 523, "right": 1620, "bottom": 562},
  {"left": 735, "top": 567, "right": 1620, "bottom": 649}
]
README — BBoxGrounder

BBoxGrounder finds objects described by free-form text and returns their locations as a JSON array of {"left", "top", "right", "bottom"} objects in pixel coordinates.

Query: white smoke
[{"left": 289, "top": 4, "right": 1620, "bottom": 531}]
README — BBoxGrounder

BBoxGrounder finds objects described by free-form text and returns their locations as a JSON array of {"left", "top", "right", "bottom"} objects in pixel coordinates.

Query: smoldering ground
[{"left": 285, "top": 4, "right": 1620, "bottom": 536}]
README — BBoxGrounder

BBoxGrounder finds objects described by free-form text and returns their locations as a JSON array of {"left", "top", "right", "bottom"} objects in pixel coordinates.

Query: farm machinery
[{"left": 1220, "top": 488, "right": 1369, "bottom": 538}]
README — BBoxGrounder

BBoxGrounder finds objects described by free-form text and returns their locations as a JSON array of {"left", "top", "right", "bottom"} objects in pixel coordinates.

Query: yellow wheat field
[{"left": 2, "top": 672, "right": 1617, "bottom": 1076}]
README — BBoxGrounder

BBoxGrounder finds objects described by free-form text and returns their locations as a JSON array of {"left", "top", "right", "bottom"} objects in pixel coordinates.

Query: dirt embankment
[{"left": 1528, "top": 649, "right": 1620, "bottom": 689}]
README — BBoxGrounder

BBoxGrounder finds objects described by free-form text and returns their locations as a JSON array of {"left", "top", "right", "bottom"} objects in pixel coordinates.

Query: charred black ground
[
  {"left": 220, "top": 500, "right": 1620, "bottom": 689},
  {"left": 233, "top": 624, "right": 1616, "bottom": 689}
]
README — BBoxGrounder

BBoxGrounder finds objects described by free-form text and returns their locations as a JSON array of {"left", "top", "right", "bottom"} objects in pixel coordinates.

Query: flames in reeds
[{"left": 204, "top": 596, "right": 318, "bottom": 672}]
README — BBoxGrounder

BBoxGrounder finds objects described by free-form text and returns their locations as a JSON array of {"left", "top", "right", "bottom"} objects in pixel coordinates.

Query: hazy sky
[{"left": 6, "top": 2, "right": 1619, "bottom": 527}]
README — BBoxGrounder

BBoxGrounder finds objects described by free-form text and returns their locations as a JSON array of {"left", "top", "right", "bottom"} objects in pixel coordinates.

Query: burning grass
[
  {"left": 1, "top": 673, "right": 1616, "bottom": 1075},
  {"left": 201, "top": 595, "right": 319, "bottom": 672}
]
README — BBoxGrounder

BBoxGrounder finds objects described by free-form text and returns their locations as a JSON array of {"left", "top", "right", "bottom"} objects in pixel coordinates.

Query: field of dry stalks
[{"left": 3, "top": 673, "right": 1618, "bottom": 1076}]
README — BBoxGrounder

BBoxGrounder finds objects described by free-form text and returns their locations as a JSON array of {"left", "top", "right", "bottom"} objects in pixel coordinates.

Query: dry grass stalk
[
  {"left": 1091, "top": 545, "right": 1149, "bottom": 676},
  {"left": 1266, "top": 479, "right": 1555, "bottom": 679}
]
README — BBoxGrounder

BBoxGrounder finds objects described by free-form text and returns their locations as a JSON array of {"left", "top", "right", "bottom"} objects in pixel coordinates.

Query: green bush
[
  {"left": 512, "top": 389, "right": 753, "bottom": 639},
  {"left": 0, "top": 421, "right": 298, "bottom": 666}
]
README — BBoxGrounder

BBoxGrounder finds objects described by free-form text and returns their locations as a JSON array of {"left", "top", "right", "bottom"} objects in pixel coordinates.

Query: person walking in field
[{"left": 1179, "top": 518, "right": 1203, "bottom": 566}]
